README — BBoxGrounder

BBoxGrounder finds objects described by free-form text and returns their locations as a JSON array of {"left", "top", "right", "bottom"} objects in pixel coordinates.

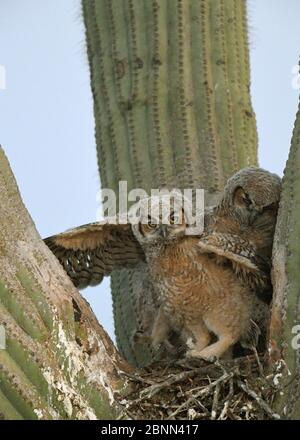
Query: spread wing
[
  {"left": 45, "top": 222, "right": 145, "bottom": 289},
  {"left": 197, "top": 232, "right": 271, "bottom": 293}
]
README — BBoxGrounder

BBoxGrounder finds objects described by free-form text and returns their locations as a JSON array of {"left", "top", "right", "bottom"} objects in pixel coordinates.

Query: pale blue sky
[{"left": 0, "top": 0, "right": 299, "bottom": 341}]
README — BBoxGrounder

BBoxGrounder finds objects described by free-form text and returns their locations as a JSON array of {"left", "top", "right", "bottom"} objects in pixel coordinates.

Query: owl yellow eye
[
  {"left": 169, "top": 211, "right": 181, "bottom": 225},
  {"left": 147, "top": 216, "right": 157, "bottom": 229}
]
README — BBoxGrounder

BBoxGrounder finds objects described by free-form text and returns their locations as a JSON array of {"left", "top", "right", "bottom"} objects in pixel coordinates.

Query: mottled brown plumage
[
  {"left": 204, "top": 167, "right": 282, "bottom": 347},
  {"left": 208, "top": 167, "right": 281, "bottom": 264},
  {"left": 145, "top": 234, "right": 259, "bottom": 359},
  {"left": 45, "top": 168, "right": 281, "bottom": 360},
  {"left": 45, "top": 222, "right": 145, "bottom": 289}
]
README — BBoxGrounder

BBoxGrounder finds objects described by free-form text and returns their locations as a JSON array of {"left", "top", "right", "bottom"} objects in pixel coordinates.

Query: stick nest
[{"left": 116, "top": 355, "right": 286, "bottom": 420}]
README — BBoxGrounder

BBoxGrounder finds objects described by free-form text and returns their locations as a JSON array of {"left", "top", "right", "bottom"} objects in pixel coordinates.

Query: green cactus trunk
[
  {"left": 0, "top": 148, "right": 129, "bottom": 419},
  {"left": 270, "top": 76, "right": 300, "bottom": 419},
  {"left": 82, "top": 0, "right": 258, "bottom": 366}
]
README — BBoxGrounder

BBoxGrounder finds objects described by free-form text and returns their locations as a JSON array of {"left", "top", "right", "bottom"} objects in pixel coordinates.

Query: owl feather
[{"left": 45, "top": 221, "right": 145, "bottom": 289}]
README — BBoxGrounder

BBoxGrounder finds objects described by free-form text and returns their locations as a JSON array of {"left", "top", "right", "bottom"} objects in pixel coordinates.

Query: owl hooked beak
[{"left": 160, "top": 225, "right": 168, "bottom": 238}]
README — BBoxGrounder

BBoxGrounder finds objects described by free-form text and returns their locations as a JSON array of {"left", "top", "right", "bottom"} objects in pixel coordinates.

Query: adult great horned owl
[{"left": 45, "top": 179, "right": 274, "bottom": 360}]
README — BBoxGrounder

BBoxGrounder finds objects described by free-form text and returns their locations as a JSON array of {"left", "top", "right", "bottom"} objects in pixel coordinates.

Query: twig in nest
[
  {"left": 236, "top": 379, "right": 280, "bottom": 420},
  {"left": 211, "top": 382, "right": 221, "bottom": 420},
  {"left": 140, "top": 369, "right": 200, "bottom": 399},
  {"left": 219, "top": 377, "right": 234, "bottom": 419},
  {"left": 169, "top": 371, "right": 234, "bottom": 418},
  {"left": 252, "top": 347, "right": 265, "bottom": 378},
  {"left": 119, "top": 370, "right": 155, "bottom": 385},
  {"left": 116, "top": 354, "right": 284, "bottom": 420}
]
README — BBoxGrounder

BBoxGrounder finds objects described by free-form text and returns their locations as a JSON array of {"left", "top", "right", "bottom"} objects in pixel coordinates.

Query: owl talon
[
  {"left": 186, "top": 348, "right": 218, "bottom": 363},
  {"left": 202, "top": 355, "right": 217, "bottom": 363},
  {"left": 185, "top": 349, "right": 202, "bottom": 359},
  {"left": 186, "top": 337, "right": 196, "bottom": 350}
]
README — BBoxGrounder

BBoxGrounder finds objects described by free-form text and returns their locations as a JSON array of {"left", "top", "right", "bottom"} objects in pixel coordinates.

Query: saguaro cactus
[
  {"left": 0, "top": 148, "right": 129, "bottom": 419},
  {"left": 82, "top": 0, "right": 258, "bottom": 365},
  {"left": 270, "top": 82, "right": 300, "bottom": 419}
]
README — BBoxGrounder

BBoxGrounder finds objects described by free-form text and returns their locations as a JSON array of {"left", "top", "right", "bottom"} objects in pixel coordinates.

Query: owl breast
[{"left": 148, "top": 240, "right": 208, "bottom": 327}]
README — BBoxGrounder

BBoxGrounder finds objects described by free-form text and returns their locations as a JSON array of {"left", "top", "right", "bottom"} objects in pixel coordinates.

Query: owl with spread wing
[{"left": 45, "top": 167, "right": 281, "bottom": 360}]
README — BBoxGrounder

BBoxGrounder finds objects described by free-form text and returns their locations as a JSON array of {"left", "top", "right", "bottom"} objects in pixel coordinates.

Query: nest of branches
[{"left": 117, "top": 354, "right": 286, "bottom": 420}]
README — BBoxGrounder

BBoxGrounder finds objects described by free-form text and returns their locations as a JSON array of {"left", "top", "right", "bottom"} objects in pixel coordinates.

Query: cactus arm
[
  {"left": 270, "top": 83, "right": 300, "bottom": 419},
  {"left": 0, "top": 147, "right": 130, "bottom": 419}
]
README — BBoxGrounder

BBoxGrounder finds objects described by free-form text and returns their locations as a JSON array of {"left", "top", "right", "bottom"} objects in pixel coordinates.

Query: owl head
[
  {"left": 130, "top": 193, "right": 188, "bottom": 246},
  {"left": 220, "top": 167, "right": 282, "bottom": 227}
]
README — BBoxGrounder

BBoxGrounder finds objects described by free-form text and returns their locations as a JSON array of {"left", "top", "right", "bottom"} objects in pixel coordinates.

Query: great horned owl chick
[
  {"left": 200, "top": 167, "right": 281, "bottom": 302},
  {"left": 130, "top": 195, "right": 267, "bottom": 360},
  {"left": 208, "top": 167, "right": 281, "bottom": 262},
  {"left": 45, "top": 192, "right": 270, "bottom": 361},
  {"left": 201, "top": 167, "right": 281, "bottom": 349},
  {"left": 45, "top": 168, "right": 280, "bottom": 361}
]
